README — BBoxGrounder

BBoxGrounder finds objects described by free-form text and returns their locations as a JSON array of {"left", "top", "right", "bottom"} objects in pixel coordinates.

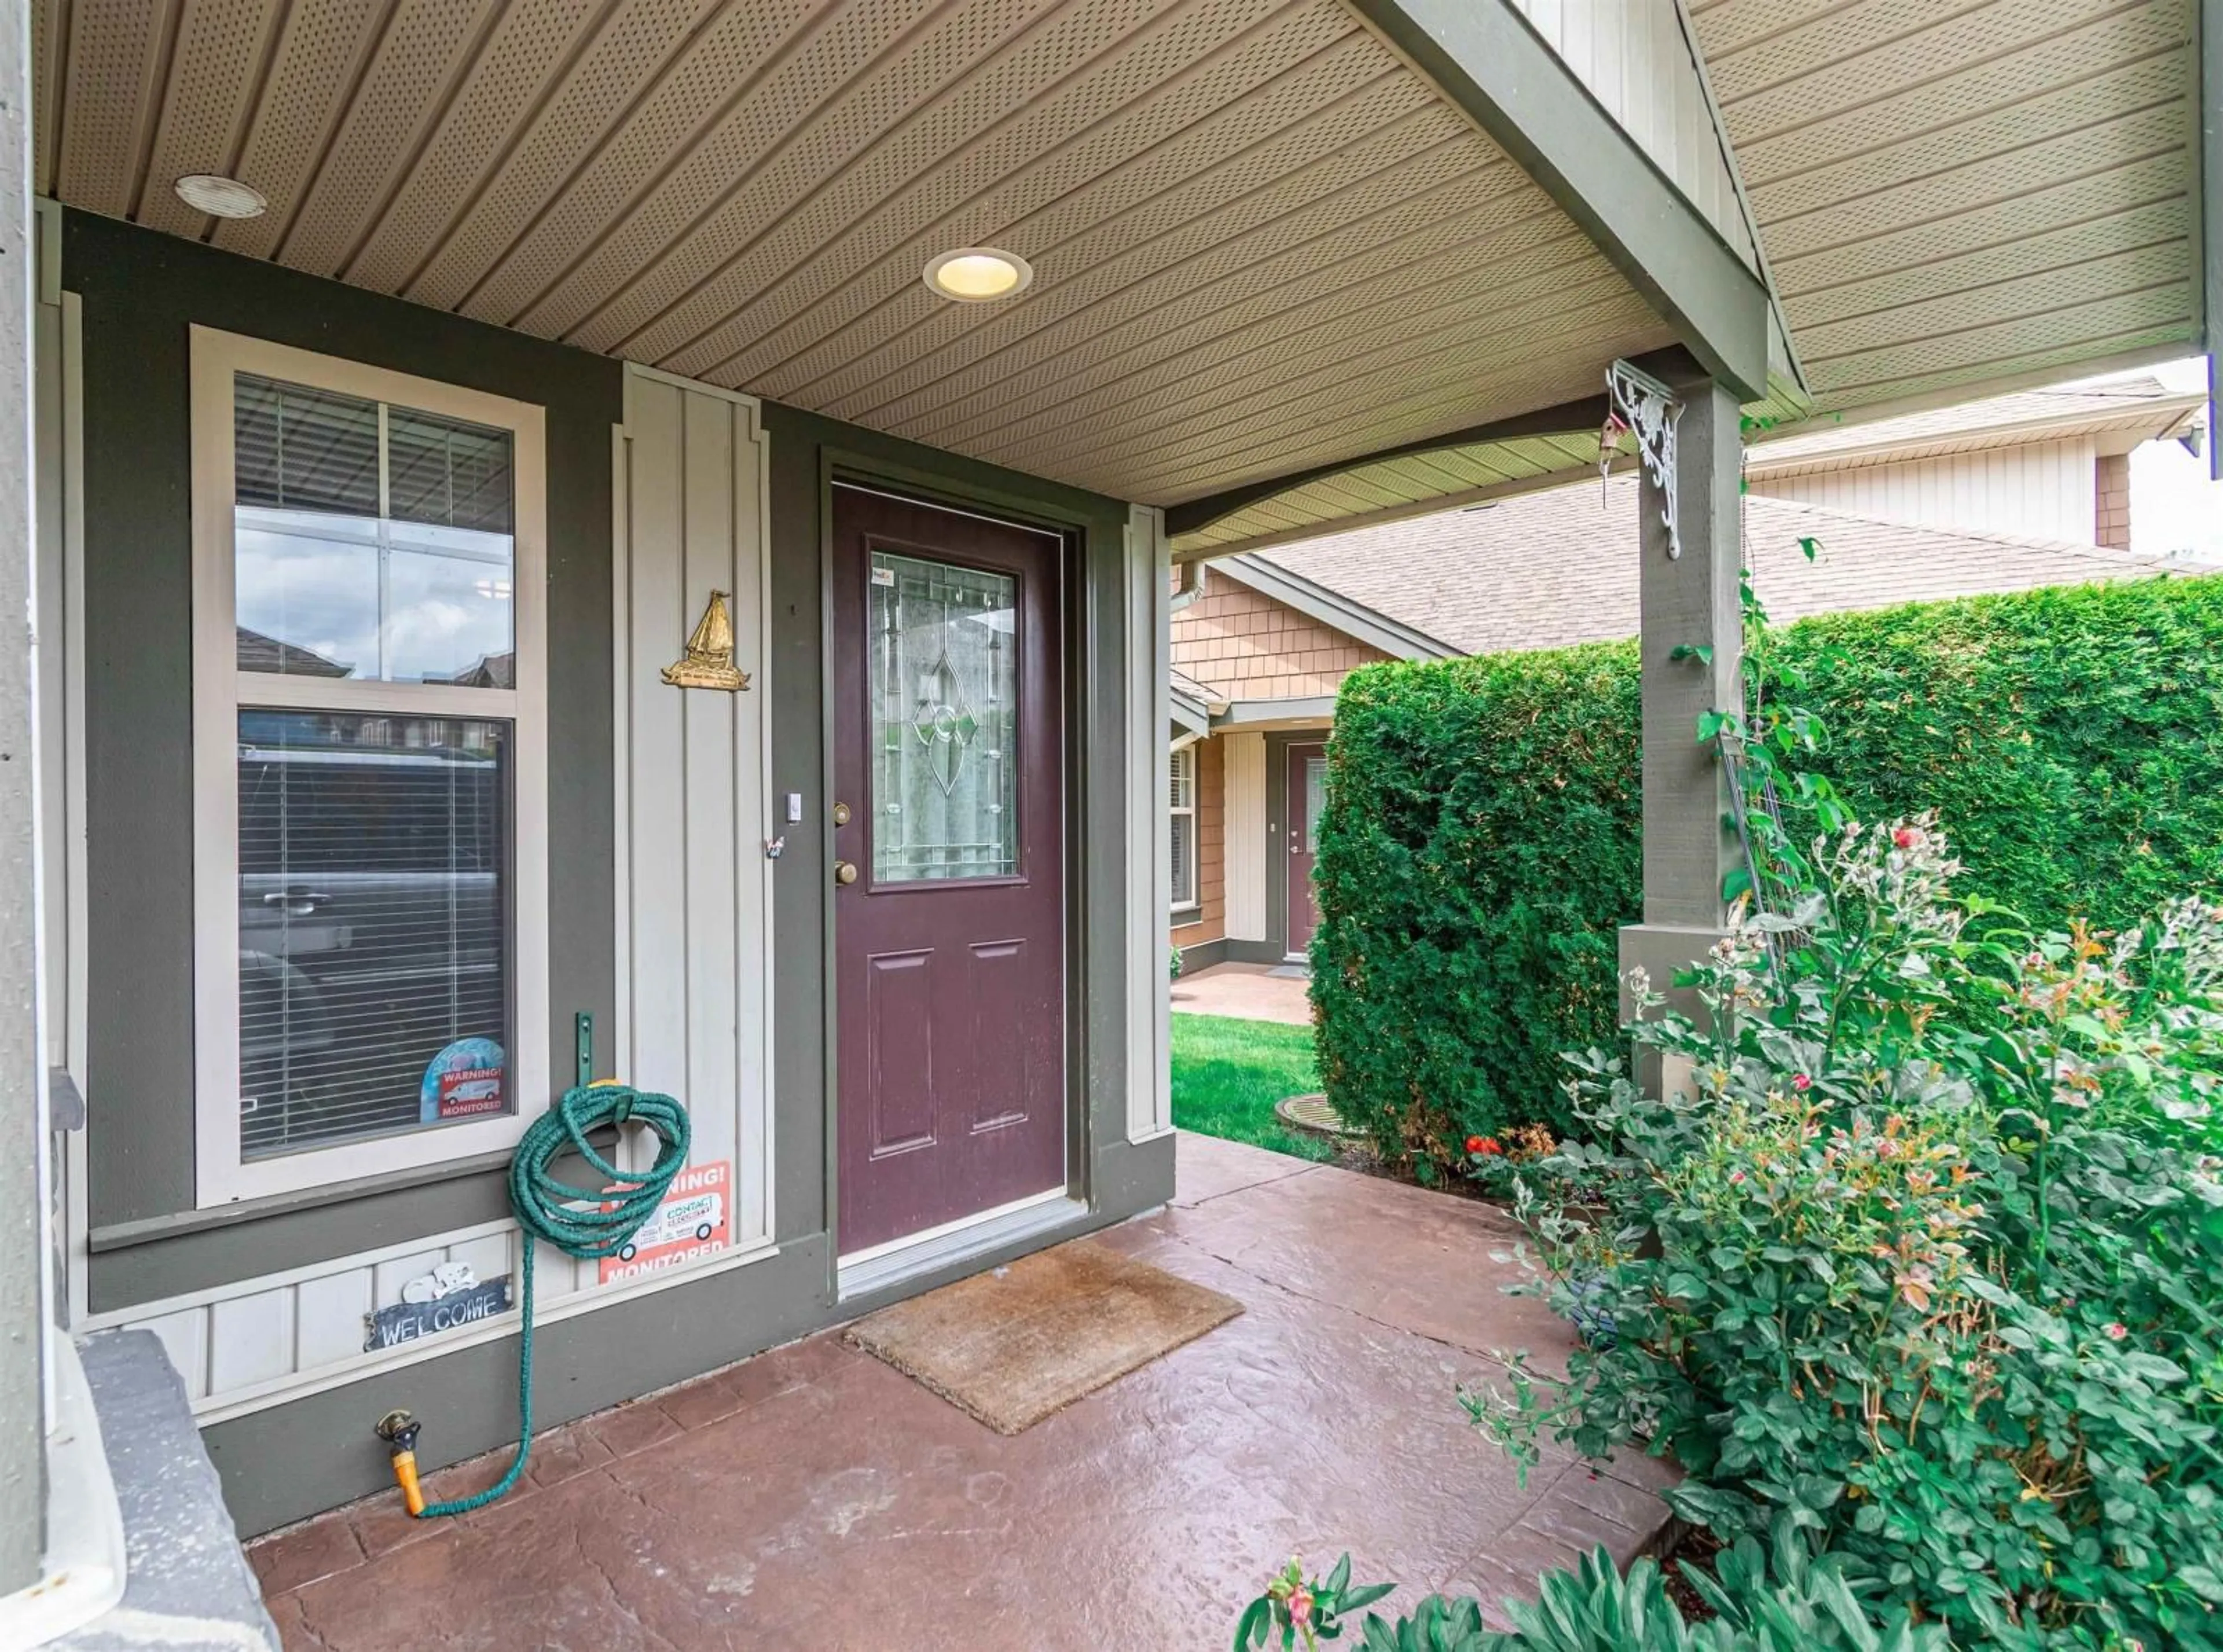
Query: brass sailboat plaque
[{"left": 662, "top": 590, "right": 750, "bottom": 691}]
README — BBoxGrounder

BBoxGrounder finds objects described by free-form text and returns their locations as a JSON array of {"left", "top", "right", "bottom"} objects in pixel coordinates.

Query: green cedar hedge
[{"left": 1311, "top": 573, "right": 2223, "bottom": 1164}]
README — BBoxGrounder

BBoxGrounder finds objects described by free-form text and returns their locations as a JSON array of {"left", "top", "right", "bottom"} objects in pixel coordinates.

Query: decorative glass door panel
[{"left": 868, "top": 550, "right": 1019, "bottom": 884}]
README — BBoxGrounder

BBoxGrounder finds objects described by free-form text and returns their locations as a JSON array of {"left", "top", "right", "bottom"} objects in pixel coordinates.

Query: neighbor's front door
[
  {"left": 1285, "top": 743, "right": 1327, "bottom": 959},
  {"left": 831, "top": 485, "right": 1066, "bottom": 1257}
]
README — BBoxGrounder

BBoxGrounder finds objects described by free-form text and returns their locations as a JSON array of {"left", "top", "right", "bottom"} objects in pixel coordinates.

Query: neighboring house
[
  {"left": 1169, "top": 376, "right": 2208, "bottom": 973},
  {"left": 1745, "top": 377, "right": 2206, "bottom": 549}
]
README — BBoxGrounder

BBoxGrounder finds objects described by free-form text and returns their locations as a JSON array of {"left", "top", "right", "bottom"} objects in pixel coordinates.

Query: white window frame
[
  {"left": 1169, "top": 739, "right": 1199, "bottom": 913},
  {"left": 189, "top": 326, "right": 549, "bottom": 1207}
]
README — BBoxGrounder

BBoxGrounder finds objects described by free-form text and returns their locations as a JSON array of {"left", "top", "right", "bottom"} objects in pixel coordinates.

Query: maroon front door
[
  {"left": 832, "top": 486, "right": 1066, "bottom": 1256},
  {"left": 1285, "top": 743, "right": 1327, "bottom": 958}
]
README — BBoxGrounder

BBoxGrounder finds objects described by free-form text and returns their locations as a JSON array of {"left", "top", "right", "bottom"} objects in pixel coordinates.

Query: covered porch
[{"left": 0, "top": 0, "right": 2213, "bottom": 1641}]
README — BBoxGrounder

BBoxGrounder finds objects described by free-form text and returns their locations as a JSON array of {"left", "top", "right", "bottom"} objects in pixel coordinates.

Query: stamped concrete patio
[{"left": 250, "top": 1133, "right": 1671, "bottom": 1650}]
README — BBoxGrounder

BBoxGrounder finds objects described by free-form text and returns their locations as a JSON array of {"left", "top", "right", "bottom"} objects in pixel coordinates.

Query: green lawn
[{"left": 1169, "top": 1012, "right": 1334, "bottom": 1162}]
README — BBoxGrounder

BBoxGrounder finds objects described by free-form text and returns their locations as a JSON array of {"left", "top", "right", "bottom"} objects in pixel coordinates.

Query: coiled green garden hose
[{"left": 409, "top": 1081, "right": 690, "bottom": 1519}]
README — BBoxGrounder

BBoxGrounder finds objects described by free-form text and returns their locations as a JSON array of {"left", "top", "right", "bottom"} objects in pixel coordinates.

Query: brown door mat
[{"left": 843, "top": 1238, "right": 1243, "bottom": 1434}]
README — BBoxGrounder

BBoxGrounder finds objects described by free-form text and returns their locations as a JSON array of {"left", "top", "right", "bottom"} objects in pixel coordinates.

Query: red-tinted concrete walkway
[{"left": 252, "top": 1134, "right": 1671, "bottom": 1651}]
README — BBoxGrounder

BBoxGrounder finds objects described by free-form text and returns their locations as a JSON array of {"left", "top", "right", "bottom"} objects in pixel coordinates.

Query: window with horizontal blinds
[
  {"left": 237, "top": 711, "right": 511, "bottom": 1159},
  {"left": 195, "top": 331, "right": 547, "bottom": 1203},
  {"left": 228, "top": 366, "right": 523, "bottom": 1163},
  {"left": 1169, "top": 746, "right": 1197, "bottom": 909}
]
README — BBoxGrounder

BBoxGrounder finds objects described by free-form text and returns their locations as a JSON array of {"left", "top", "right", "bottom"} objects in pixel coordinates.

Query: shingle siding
[
  {"left": 1171, "top": 581, "right": 1391, "bottom": 702},
  {"left": 2095, "top": 452, "right": 2132, "bottom": 550}
]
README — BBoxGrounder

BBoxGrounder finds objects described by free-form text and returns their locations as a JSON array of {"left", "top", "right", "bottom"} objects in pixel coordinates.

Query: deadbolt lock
[
  {"left": 832, "top": 801, "right": 852, "bottom": 826},
  {"left": 834, "top": 860, "right": 860, "bottom": 886}
]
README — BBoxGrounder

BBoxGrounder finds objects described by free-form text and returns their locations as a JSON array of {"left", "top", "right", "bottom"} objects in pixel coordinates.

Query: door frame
[
  {"left": 816, "top": 450, "right": 1095, "bottom": 1297},
  {"left": 1258, "top": 728, "right": 1334, "bottom": 965},
  {"left": 1282, "top": 740, "right": 1328, "bottom": 963}
]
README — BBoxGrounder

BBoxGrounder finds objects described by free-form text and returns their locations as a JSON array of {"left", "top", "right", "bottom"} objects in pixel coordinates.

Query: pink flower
[
  {"left": 1289, "top": 1588, "right": 1314, "bottom": 1627},
  {"left": 1893, "top": 825, "right": 1921, "bottom": 850},
  {"left": 2105, "top": 1322, "right": 2128, "bottom": 1342},
  {"left": 1791, "top": 1074, "right": 1813, "bottom": 1092},
  {"left": 1728, "top": 1169, "right": 1747, "bottom": 1184}
]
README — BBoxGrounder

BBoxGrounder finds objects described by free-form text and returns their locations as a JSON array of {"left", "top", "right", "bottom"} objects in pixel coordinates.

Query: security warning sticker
[
  {"left": 599, "top": 1160, "right": 732, "bottom": 1284},
  {"left": 420, "top": 1037, "right": 505, "bottom": 1124}
]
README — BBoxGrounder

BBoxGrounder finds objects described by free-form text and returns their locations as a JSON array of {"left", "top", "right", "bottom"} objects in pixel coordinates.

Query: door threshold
[{"left": 837, "top": 1187, "right": 1082, "bottom": 1302}]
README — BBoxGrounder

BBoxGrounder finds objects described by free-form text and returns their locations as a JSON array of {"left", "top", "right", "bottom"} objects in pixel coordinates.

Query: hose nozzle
[{"left": 375, "top": 1409, "right": 427, "bottom": 1517}]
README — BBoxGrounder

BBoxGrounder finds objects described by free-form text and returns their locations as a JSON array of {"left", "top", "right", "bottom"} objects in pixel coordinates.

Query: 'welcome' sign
[{"left": 364, "top": 1275, "right": 513, "bottom": 1352}]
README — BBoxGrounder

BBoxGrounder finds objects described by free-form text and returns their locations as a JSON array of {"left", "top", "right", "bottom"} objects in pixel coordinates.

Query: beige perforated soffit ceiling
[
  {"left": 1690, "top": 0, "right": 2205, "bottom": 420},
  {"left": 35, "top": 0, "right": 1675, "bottom": 510}
]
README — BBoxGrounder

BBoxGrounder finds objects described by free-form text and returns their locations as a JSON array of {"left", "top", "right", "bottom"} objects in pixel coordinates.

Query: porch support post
[
  {"left": 0, "top": 0, "right": 45, "bottom": 1592},
  {"left": 2202, "top": 0, "right": 2220, "bottom": 479},
  {"left": 1617, "top": 364, "right": 1743, "bottom": 1025}
]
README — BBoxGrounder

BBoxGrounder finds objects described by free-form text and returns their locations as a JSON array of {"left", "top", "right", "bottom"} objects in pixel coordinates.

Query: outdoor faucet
[{"left": 374, "top": 1408, "right": 427, "bottom": 1517}]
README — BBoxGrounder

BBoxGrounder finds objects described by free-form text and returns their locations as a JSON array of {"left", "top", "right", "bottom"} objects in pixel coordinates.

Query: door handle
[
  {"left": 263, "top": 890, "right": 331, "bottom": 915},
  {"left": 833, "top": 861, "right": 860, "bottom": 886}
]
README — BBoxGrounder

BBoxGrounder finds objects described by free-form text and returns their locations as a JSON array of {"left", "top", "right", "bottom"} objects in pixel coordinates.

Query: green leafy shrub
[
  {"left": 1311, "top": 575, "right": 2223, "bottom": 1166},
  {"left": 1235, "top": 1514, "right": 1949, "bottom": 1650},
  {"left": 1311, "top": 640, "right": 1642, "bottom": 1163},
  {"left": 1473, "top": 820, "right": 2223, "bottom": 1650}
]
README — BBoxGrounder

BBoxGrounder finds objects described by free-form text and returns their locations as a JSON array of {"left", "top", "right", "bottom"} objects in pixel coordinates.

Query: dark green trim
[
  {"left": 1346, "top": 0, "right": 1769, "bottom": 400},
  {"left": 95, "top": 1173, "right": 512, "bottom": 1314},
  {"left": 1223, "top": 939, "right": 1286, "bottom": 967},
  {"left": 66, "top": 211, "right": 622, "bottom": 1288},
  {"left": 1171, "top": 909, "right": 1208, "bottom": 933},
  {"left": 1173, "top": 935, "right": 1227, "bottom": 973},
  {"left": 1163, "top": 392, "right": 1605, "bottom": 538},
  {"left": 89, "top": 1151, "right": 513, "bottom": 1254}
]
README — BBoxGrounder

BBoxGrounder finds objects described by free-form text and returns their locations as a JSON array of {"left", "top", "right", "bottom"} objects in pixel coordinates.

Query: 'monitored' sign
[
  {"left": 364, "top": 1275, "right": 513, "bottom": 1352},
  {"left": 599, "top": 1161, "right": 731, "bottom": 1284}
]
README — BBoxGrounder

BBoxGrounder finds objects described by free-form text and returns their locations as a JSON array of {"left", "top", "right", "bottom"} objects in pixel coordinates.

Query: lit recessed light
[
  {"left": 174, "top": 174, "right": 268, "bottom": 219},
  {"left": 922, "top": 247, "right": 1033, "bottom": 303}
]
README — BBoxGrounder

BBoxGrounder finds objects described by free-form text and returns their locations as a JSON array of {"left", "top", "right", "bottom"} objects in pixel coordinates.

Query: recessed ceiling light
[
  {"left": 174, "top": 174, "right": 268, "bottom": 219},
  {"left": 922, "top": 247, "right": 1033, "bottom": 303}
]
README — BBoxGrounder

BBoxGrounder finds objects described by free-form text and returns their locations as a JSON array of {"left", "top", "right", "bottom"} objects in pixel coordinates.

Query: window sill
[
  {"left": 1170, "top": 908, "right": 1205, "bottom": 930},
  {"left": 85, "top": 1132, "right": 607, "bottom": 1255}
]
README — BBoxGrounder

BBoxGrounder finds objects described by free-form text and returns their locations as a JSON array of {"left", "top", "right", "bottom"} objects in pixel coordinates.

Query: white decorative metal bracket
[{"left": 1602, "top": 359, "right": 1685, "bottom": 559}]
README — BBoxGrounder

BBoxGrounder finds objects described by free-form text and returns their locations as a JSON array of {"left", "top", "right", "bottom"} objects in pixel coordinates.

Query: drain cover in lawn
[
  {"left": 1275, "top": 1093, "right": 1358, "bottom": 1136},
  {"left": 843, "top": 1239, "right": 1242, "bottom": 1434}
]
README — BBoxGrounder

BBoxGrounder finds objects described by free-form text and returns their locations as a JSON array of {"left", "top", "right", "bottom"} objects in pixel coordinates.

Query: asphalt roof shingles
[{"left": 1246, "top": 477, "right": 2190, "bottom": 661}]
